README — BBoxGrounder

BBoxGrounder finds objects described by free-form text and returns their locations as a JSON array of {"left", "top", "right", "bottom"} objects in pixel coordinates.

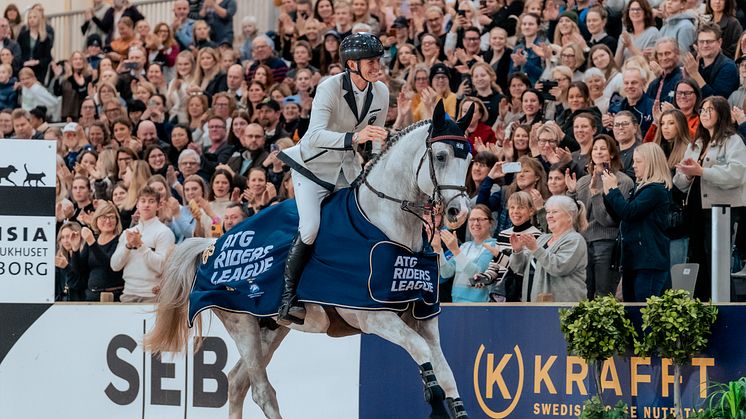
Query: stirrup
[{"left": 278, "top": 304, "right": 306, "bottom": 326}]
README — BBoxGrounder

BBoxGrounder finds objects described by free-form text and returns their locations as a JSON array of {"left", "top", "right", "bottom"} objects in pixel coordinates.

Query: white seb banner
[
  {"left": 0, "top": 140, "right": 56, "bottom": 303},
  {"left": 0, "top": 304, "right": 361, "bottom": 419}
]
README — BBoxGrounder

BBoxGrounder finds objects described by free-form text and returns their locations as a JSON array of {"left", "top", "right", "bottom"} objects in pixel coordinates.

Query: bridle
[{"left": 362, "top": 125, "right": 470, "bottom": 240}]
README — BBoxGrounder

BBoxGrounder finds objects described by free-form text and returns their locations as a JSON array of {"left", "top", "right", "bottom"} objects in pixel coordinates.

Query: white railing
[{"left": 47, "top": 0, "right": 279, "bottom": 60}]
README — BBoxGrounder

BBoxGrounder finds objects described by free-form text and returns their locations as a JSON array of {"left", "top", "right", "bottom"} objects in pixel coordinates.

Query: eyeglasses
[
  {"left": 464, "top": 37, "right": 480, "bottom": 42},
  {"left": 538, "top": 139, "right": 559, "bottom": 145},
  {"left": 560, "top": 53, "right": 576, "bottom": 58},
  {"left": 208, "top": 125, "right": 226, "bottom": 129},
  {"left": 100, "top": 214, "right": 118, "bottom": 221},
  {"left": 675, "top": 90, "right": 695, "bottom": 97},
  {"left": 699, "top": 107, "right": 715, "bottom": 115},
  {"left": 628, "top": 7, "right": 643, "bottom": 12},
  {"left": 613, "top": 121, "right": 632, "bottom": 128},
  {"left": 697, "top": 39, "right": 718, "bottom": 46},
  {"left": 181, "top": 161, "right": 199, "bottom": 166},
  {"left": 415, "top": 77, "right": 429, "bottom": 81},
  {"left": 117, "top": 157, "right": 133, "bottom": 162},
  {"left": 421, "top": 40, "right": 436, "bottom": 46},
  {"left": 468, "top": 217, "right": 490, "bottom": 223}
]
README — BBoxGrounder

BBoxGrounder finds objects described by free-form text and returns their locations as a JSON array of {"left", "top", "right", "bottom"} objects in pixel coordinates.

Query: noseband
[{"left": 362, "top": 125, "right": 470, "bottom": 236}]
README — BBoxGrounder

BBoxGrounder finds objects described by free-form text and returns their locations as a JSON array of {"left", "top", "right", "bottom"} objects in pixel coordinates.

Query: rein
[{"left": 362, "top": 126, "right": 469, "bottom": 243}]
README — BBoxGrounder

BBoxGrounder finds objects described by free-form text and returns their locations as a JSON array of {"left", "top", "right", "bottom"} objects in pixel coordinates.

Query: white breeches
[{"left": 292, "top": 170, "right": 332, "bottom": 245}]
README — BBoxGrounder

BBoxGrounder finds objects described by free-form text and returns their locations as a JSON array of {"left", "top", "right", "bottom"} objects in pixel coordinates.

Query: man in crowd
[
  {"left": 111, "top": 186, "right": 175, "bottom": 303},
  {"left": 172, "top": 0, "right": 195, "bottom": 51},
  {"left": 683, "top": 23, "right": 739, "bottom": 99},
  {"left": 227, "top": 123, "right": 269, "bottom": 186},
  {"left": 608, "top": 68, "right": 654, "bottom": 136},
  {"left": 223, "top": 202, "right": 248, "bottom": 232},
  {"left": 11, "top": 109, "right": 43, "bottom": 139},
  {"left": 199, "top": 0, "right": 236, "bottom": 45},
  {"left": 245, "top": 35, "right": 289, "bottom": 84},
  {"left": 646, "top": 38, "right": 684, "bottom": 104},
  {"left": 611, "top": 111, "right": 640, "bottom": 181},
  {"left": 257, "top": 99, "right": 289, "bottom": 146}
]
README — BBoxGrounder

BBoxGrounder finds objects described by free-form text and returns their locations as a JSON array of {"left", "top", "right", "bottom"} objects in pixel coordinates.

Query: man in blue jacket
[
  {"left": 682, "top": 22, "right": 739, "bottom": 99},
  {"left": 608, "top": 68, "right": 654, "bottom": 136}
]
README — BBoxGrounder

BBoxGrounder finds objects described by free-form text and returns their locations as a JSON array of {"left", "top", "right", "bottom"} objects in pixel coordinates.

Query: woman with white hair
[
  {"left": 509, "top": 195, "right": 589, "bottom": 302},
  {"left": 603, "top": 142, "right": 672, "bottom": 302},
  {"left": 584, "top": 67, "right": 610, "bottom": 114}
]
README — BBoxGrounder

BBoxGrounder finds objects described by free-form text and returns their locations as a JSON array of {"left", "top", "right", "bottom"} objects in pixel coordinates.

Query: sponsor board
[
  {"left": 0, "top": 304, "right": 360, "bottom": 419},
  {"left": 0, "top": 140, "right": 56, "bottom": 303},
  {"left": 360, "top": 305, "right": 746, "bottom": 419}
]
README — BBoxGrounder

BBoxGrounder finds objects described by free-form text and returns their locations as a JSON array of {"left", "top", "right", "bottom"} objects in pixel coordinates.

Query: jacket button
[{"left": 703, "top": 194, "right": 708, "bottom": 197}]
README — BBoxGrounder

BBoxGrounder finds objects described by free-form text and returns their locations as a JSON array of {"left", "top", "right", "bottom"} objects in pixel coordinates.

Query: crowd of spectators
[{"left": 43, "top": 0, "right": 746, "bottom": 304}]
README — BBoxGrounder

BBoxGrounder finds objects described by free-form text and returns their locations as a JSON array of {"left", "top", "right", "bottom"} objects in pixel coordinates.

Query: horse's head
[{"left": 416, "top": 100, "right": 473, "bottom": 229}]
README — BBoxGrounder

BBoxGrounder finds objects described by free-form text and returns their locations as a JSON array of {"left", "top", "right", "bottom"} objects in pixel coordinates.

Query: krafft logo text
[{"left": 472, "top": 345, "right": 715, "bottom": 418}]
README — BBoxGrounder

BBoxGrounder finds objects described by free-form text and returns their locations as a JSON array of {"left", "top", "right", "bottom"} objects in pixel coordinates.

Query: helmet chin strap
[{"left": 348, "top": 60, "right": 372, "bottom": 84}]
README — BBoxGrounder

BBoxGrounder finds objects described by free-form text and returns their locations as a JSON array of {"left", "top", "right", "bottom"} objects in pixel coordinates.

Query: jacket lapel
[
  {"left": 342, "top": 73, "right": 359, "bottom": 123},
  {"left": 357, "top": 82, "right": 374, "bottom": 127}
]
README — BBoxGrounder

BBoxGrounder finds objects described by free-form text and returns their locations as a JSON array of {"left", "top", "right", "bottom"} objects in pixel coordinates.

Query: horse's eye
[{"left": 436, "top": 152, "right": 447, "bottom": 162}]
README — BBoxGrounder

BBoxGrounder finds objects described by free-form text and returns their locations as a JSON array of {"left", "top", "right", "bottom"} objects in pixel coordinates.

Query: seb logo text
[{"left": 473, "top": 344, "right": 715, "bottom": 418}]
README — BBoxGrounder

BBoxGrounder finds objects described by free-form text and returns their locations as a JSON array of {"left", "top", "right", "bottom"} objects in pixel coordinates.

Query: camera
[
  {"left": 462, "top": 74, "right": 473, "bottom": 93},
  {"left": 539, "top": 79, "right": 558, "bottom": 101},
  {"left": 457, "top": 9, "right": 466, "bottom": 16},
  {"left": 124, "top": 61, "right": 138, "bottom": 70},
  {"left": 602, "top": 162, "right": 610, "bottom": 172}
]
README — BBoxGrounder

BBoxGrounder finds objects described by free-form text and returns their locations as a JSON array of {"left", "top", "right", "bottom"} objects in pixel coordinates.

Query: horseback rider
[{"left": 276, "top": 33, "right": 390, "bottom": 325}]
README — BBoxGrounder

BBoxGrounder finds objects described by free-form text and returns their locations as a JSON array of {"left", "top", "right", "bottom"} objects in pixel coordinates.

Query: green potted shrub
[
  {"left": 560, "top": 295, "right": 637, "bottom": 417},
  {"left": 688, "top": 377, "right": 746, "bottom": 418},
  {"left": 635, "top": 289, "right": 718, "bottom": 418}
]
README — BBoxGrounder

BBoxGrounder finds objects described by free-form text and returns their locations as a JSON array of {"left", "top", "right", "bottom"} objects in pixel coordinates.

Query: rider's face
[{"left": 351, "top": 57, "right": 382, "bottom": 82}]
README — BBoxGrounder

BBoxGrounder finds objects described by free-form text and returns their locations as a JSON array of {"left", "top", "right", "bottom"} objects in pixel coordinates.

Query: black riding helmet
[{"left": 340, "top": 33, "right": 384, "bottom": 82}]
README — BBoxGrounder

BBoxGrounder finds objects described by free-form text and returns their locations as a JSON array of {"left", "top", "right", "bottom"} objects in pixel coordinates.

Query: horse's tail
[{"left": 143, "top": 237, "right": 214, "bottom": 355}]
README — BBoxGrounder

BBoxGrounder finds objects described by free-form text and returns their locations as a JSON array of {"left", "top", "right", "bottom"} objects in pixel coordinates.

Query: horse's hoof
[
  {"left": 428, "top": 401, "right": 451, "bottom": 419},
  {"left": 446, "top": 397, "right": 469, "bottom": 418}
]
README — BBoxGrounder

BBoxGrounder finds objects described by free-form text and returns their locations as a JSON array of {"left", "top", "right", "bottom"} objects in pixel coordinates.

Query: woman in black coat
[
  {"left": 17, "top": 8, "right": 53, "bottom": 83},
  {"left": 602, "top": 143, "right": 672, "bottom": 302}
]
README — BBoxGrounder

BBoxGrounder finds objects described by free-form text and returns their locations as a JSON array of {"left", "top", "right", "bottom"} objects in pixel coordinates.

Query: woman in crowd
[
  {"left": 465, "top": 151, "right": 499, "bottom": 205},
  {"left": 4, "top": 4, "right": 22, "bottom": 39},
  {"left": 534, "top": 121, "right": 565, "bottom": 173},
  {"left": 313, "top": 0, "right": 335, "bottom": 29},
  {"left": 192, "top": 47, "right": 227, "bottom": 100},
  {"left": 435, "top": 204, "right": 497, "bottom": 302},
  {"left": 18, "top": 7, "right": 53, "bottom": 82},
  {"left": 55, "top": 221, "right": 84, "bottom": 301},
  {"left": 505, "top": 124, "right": 532, "bottom": 161},
  {"left": 652, "top": 108, "right": 691, "bottom": 266},
  {"left": 569, "top": 112, "right": 599, "bottom": 177},
  {"left": 470, "top": 62, "right": 502, "bottom": 126},
  {"left": 509, "top": 195, "right": 588, "bottom": 302},
  {"left": 498, "top": 73, "right": 531, "bottom": 128},
  {"left": 583, "top": 68, "right": 610, "bottom": 114},
  {"left": 418, "top": 32, "right": 442, "bottom": 67},
  {"left": 476, "top": 191, "right": 544, "bottom": 302},
  {"left": 144, "top": 145, "right": 168, "bottom": 177},
  {"left": 243, "top": 167, "right": 276, "bottom": 215},
  {"left": 119, "top": 160, "right": 152, "bottom": 228},
  {"left": 675, "top": 96, "right": 746, "bottom": 300},
  {"left": 52, "top": 51, "right": 93, "bottom": 121},
  {"left": 147, "top": 175, "right": 191, "bottom": 243},
  {"left": 586, "top": 6, "right": 617, "bottom": 52},
  {"left": 70, "top": 175, "right": 95, "bottom": 226},
  {"left": 604, "top": 143, "right": 672, "bottom": 302},
  {"left": 518, "top": 89, "right": 544, "bottom": 127},
  {"left": 558, "top": 43, "right": 586, "bottom": 81},
  {"left": 167, "top": 51, "right": 196, "bottom": 125},
  {"left": 70, "top": 201, "right": 124, "bottom": 302},
  {"left": 458, "top": 97, "right": 496, "bottom": 151},
  {"left": 152, "top": 22, "right": 180, "bottom": 73},
  {"left": 645, "top": 79, "right": 701, "bottom": 141},
  {"left": 553, "top": 12, "right": 587, "bottom": 49},
  {"left": 569, "top": 135, "right": 634, "bottom": 299},
  {"left": 512, "top": 12, "right": 546, "bottom": 84},
  {"left": 179, "top": 174, "right": 218, "bottom": 237},
  {"left": 706, "top": 0, "right": 742, "bottom": 58},
  {"left": 614, "top": 0, "right": 659, "bottom": 65},
  {"left": 484, "top": 27, "right": 512, "bottom": 94},
  {"left": 168, "top": 124, "right": 196, "bottom": 167},
  {"left": 478, "top": 155, "right": 550, "bottom": 233},
  {"left": 208, "top": 168, "right": 235, "bottom": 220},
  {"left": 192, "top": 20, "right": 216, "bottom": 50},
  {"left": 588, "top": 45, "right": 622, "bottom": 102},
  {"left": 556, "top": 81, "right": 602, "bottom": 151}
]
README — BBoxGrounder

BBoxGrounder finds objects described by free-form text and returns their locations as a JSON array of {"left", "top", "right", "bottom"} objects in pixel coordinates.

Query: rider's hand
[{"left": 355, "top": 125, "right": 388, "bottom": 145}]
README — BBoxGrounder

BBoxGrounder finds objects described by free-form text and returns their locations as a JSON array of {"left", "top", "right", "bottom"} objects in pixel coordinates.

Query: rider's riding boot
[{"left": 277, "top": 235, "right": 313, "bottom": 326}]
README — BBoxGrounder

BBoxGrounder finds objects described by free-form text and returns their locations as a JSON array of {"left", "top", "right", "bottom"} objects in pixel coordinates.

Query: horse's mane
[{"left": 352, "top": 119, "right": 432, "bottom": 188}]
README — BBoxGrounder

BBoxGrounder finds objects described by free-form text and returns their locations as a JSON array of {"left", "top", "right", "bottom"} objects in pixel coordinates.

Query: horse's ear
[
  {"left": 433, "top": 99, "right": 446, "bottom": 129},
  {"left": 457, "top": 103, "right": 475, "bottom": 134}
]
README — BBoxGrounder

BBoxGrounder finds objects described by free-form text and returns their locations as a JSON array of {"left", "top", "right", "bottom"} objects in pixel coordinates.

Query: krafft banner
[
  {"left": 0, "top": 140, "right": 56, "bottom": 303},
  {"left": 0, "top": 304, "right": 360, "bottom": 419},
  {"left": 360, "top": 305, "right": 746, "bottom": 419}
]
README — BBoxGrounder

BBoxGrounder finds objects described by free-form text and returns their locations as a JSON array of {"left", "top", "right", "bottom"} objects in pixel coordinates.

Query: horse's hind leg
[
  {"left": 408, "top": 315, "right": 469, "bottom": 419},
  {"left": 226, "top": 324, "right": 290, "bottom": 419},
  {"left": 342, "top": 310, "right": 450, "bottom": 419},
  {"left": 217, "top": 311, "right": 285, "bottom": 419},
  {"left": 227, "top": 359, "right": 250, "bottom": 419}
]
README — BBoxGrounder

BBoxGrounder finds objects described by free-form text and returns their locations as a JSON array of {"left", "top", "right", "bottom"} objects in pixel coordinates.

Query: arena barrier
[
  {"left": 0, "top": 304, "right": 360, "bottom": 419},
  {"left": 360, "top": 304, "right": 746, "bottom": 419},
  {"left": 2, "top": 304, "right": 744, "bottom": 419}
]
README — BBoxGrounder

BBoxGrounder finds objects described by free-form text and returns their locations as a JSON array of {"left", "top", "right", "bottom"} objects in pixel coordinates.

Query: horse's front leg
[
  {"left": 341, "top": 309, "right": 450, "bottom": 419},
  {"left": 408, "top": 315, "right": 469, "bottom": 419}
]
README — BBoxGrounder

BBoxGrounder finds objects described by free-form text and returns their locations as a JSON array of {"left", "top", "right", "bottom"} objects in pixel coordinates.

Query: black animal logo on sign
[
  {"left": 0, "top": 165, "right": 17, "bottom": 185},
  {"left": 23, "top": 164, "right": 46, "bottom": 187}
]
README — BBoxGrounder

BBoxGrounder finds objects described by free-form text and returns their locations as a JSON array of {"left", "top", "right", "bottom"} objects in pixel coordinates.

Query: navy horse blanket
[{"left": 188, "top": 188, "right": 440, "bottom": 327}]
